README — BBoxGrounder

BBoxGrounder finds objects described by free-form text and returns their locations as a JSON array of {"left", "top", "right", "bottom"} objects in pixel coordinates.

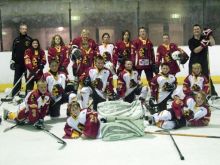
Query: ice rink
[{"left": 0, "top": 86, "right": 220, "bottom": 165}]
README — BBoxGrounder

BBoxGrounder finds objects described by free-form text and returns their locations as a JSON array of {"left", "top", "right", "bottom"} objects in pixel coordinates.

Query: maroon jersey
[
  {"left": 113, "top": 40, "right": 135, "bottom": 72},
  {"left": 132, "top": 37, "right": 155, "bottom": 70},
  {"left": 183, "top": 74, "right": 209, "bottom": 96},
  {"left": 48, "top": 45, "right": 70, "bottom": 74},
  {"left": 17, "top": 89, "right": 50, "bottom": 124},
  {"left": 72, "top": 47, "right": 97, "bottom": 77},
  {"left": 24, "top": 48, "right": 46, "bottom": 80},
  {"left": 156, "top": 43, "right": 180, "bottom": 75},
  {"left": 70, "top": 37, "right": 97, "bottom": 51}
]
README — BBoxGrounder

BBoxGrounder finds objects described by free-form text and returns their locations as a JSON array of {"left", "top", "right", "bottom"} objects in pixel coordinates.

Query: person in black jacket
[
  {"left": 10, "top": 23, "right": 32, "bottom": 97},
  {"left": 188, "top": 24, "right": 218, "bottom": 97}
]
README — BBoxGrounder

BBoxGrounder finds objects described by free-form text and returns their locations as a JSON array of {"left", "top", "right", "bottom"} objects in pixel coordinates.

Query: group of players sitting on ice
[{"left": 3, "top": 53, "right": 212, "bottom": 140}]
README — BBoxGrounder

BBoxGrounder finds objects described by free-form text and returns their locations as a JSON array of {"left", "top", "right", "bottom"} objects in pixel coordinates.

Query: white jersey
[
  {"left": 44, "top": 72, "right": 66, "bottom": 94},
  {"left": 157, "top": 74, "right": 176, "bottom": 103},
  {"left": 99, "top": 43, "right": 114, "bottom": 58},
  {"left": 66, "top": 109, "right": 87, "bottom": 133}
]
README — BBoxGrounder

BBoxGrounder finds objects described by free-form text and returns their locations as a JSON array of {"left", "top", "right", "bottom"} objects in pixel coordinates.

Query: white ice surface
[{"left": 0, "top": 86, "right": 220, "bottom": 165}]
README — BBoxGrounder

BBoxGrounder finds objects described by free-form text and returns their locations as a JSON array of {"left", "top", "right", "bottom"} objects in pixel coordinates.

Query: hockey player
[
  {"left": 44, "top": 59, "right": 67, "bottom": 118},
  {"left": 48, "top": 34, "right": 70, "bottom": 75},
  {"left": 10, "top": 23, "right": 32, "bottom": 97},
  {"left": 113, "top": 30, "right": 135, "bottom": 74},
  {"left": 117, "top": 60, "right": 148, "bottom": 103},
  {"left": 72, "top": 40, "right": 97, "bottom": 78},
  {"left": 183, "top": 91, "right": 211, "bottom": 126},
  {"left": 4, "top": 79, "right": 50, "bottom": 129},
  {"left": 69, "top": 29, "right": 97, "bottom": 52},
  {"left": 79, "top": 55, "right": 115, "bottom": 111},
  {"left": 24, "top": 39, "right": 46, "bottom": 94},
  {"left": 148, "top": 92, "right": 186, "bottom": 130},
  {"left": 150, "top": 63, "right": 177, "bottom": 112},
  {"left": 98, "top": 33, "right": 114, "bottom": 59},
  {"left": 63, "top": 101, "right": 100, "bottom": 139},
  {"left": 156, "top": 34, "right": 188, "bottom": 75},
  {"left": 132, "top": 27, "right": 157, "bottom": 85},
  {"left": 183, "top": 63, "right": 209, "bottom": 96}
]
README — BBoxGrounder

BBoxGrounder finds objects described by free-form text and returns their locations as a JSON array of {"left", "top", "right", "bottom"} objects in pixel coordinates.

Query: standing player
[
  {"left": 70, "top": 29, "right": 97, "bottom": 52},
  {"left": 98, "top": 33, "right": 114, "bottom": 59},
  {"left": 133, "top": 27, "right": 156, "bottom": 85},
  {"left": 24, "top": 39, "right": 46, "bottom": 94},
  {"left": 10, "top": 23, "right": 32, "bottom": 97},
  {"left": 48, "top": 34, "right": 70, "bottom": 75},
  {"left": 113, "top": 30, "right": 134, "bottom": 74},
  {"left": 156, "top": 34, "right": 187, "bottom": 75},
  {"left": 188, "top": 24, "right": 218, "bottom": 96}
]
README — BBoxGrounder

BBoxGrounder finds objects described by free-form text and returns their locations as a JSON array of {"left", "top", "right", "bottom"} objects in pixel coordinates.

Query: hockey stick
[
  {"left": 166, "top": 130, "right": 185, "bottom": 160},
  {"left": 145, "top": 130, "right": 220, "bottom": 139},
  {"left": 3, "top": 119, "right": 26, "bottom": 133},
  {"left": 40, "top": 127, "right": 66, "bottom": 145}
]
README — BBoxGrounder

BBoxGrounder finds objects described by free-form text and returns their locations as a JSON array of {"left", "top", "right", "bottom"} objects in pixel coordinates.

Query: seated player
[
  {"left": 148, "top": 89, "right": 186, "bottom": 129},
  {"left": 117, "top": 59, "right": 148, "bottom": 103},
  {"left": 183, "top": 63, "right": 209, "bottom": 97},
  {"left": 79, "top": 55, "right": 115, "bottom": 111},
  {"left": 150, "top": 63, "right": 177, "bottom": 112},
  {"left": 4, "top": 79, "right": 50, "bottom": 129},
  {"left": 183, "top": 91, "right": 211, "bottom": 126},
  {"left": 63, "top": 101, "right": 100, "bottom": 139}
]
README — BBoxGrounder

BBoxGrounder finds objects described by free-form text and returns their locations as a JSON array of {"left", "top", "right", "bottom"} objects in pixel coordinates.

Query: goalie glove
[
  {"left": 203, "top": 28, "right": 213, "bottom": 39},
  {"left": 191, "top": 84, "right": 201, "bottom": 92},
  {"left": 200, "top": 39, "right": 210, "bottom": 48},
  {"left": 163, "top": 82, "right": 175, "bottom": 92}
]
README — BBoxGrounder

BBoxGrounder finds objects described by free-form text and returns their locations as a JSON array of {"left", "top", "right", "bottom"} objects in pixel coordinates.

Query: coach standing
[
  {"left": 10, "top": 23, "right": 32, "bottom": 97},
  {"left": 188, "top": 24, "right": 218, "bottom": 96}
]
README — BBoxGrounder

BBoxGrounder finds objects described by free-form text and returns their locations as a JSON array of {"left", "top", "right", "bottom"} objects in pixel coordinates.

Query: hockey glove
[
  {"left": 33, "top": 119, "right": 44, "bottom": 129},
  {"left": 203, "top": 28, "right": 213, "bottom": 39},
  {"left": 200, "top": 39, "right": 210, "bottom": 48},
  {"left": 192, "top": 84, "right": 201, "bottom": 92}
]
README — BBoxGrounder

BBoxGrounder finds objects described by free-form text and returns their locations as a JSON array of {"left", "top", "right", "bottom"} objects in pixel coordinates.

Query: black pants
[
  {"left": 137, "top": 68, "right": 154, "bottom": 86},
  {"left": 12, "top": 64, "right": 26, "bottom": 97},
  {"left": 92, "top": 90, "right": 106, "bottom": 111},
  {"left": 124, "top": 87, "right": 142, "bottom": 103}
]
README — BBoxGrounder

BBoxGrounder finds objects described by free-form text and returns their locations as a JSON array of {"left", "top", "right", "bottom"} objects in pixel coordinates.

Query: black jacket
[{"left": 11, "top": 34, "right": 32, "bottom": 66}]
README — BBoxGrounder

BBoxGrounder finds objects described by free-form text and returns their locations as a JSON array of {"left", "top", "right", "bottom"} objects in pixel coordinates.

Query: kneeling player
[
  {"left": 183, "top": 63, "right": 209, "bottom": 97},
  {"left": 4, "top": 79, "right": 50, "bottom": 129},
  {"left": 63, "top": 101, "right": 100, "bottom": 139},
  {"left": 117, "top": 60, "right": 148, "bottom": 103},
  {"left": 150, "top": 63, "right": 177, "bottom": 112}
]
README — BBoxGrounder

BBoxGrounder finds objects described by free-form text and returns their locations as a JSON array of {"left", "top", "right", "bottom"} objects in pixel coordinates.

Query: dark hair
[
  {"left": 138, "top": 26, "right": 146, "bottom": 32},
  {"left": 122, "top": 30, "right": 131, "bottom": 42},
  {"left": 161, "top": 62, "right": 170, "bottom": 68},
  {"left": 193, "top": 24, "right": 201, "bottom": 28},
  {"left": 102, "top": 33, "right": 110, "bottom": 39},
  {"left": 51, "top": 34, "right": 65, "bottom": 47},
  {"left": 30, "top": 39, "right": 41, "bottom": 53},
  {"left": 95, "top": 55, "right": 105, "bottom": 62}
]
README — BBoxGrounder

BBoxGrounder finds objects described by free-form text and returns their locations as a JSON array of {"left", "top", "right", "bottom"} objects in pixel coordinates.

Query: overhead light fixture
[
  {"left": 171, "top": 13, "right": 181, "bottom": 19},
  {"left": 57, "top": 27, "right": 64, "bottom": 31},
  {"left": 2, "top": 31, "right": 7, "bottom": 35},
  {"left": 71, "top": 15, "right": 80, "bottom": 21}
]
